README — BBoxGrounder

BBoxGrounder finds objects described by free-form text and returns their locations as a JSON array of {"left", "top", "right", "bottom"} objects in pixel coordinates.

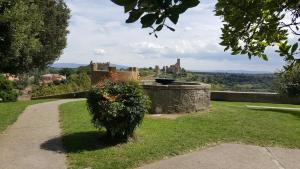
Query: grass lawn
[
  {"left": 0, "top": 99, "right": 54, "bottom": 133},
  {"left": 60, "top": 101, "right": 300, "bottom": 169}
]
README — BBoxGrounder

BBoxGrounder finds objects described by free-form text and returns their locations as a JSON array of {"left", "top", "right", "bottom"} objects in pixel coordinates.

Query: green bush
[
  {"left": 32, "top": 72, "right": 91, "bottom": 97},
  {"left": 86, "top": 81, "right": 151, "bottom": 140},
  {"left": 13, "top": 78, "right": 29, "bottom": 90},
  {"left": 69, "top": 73, "right": 91, "bottom": 89},
  {"left": 0, "top": 75, "right": 18, "bottom": 102}
]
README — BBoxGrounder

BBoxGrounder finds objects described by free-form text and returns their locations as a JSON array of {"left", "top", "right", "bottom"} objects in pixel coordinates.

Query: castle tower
[
  {"left": 90, "top": 61, "right": 97, "bottom": 71},
  {"left": 175, "top": 59, "right": 181, "bottom": 75},
  {"left": 154, "top": 65, "right": 160, "bottom": 75},
  {"left": 176, "top": 59, "right": 181, "bottom": 67}
]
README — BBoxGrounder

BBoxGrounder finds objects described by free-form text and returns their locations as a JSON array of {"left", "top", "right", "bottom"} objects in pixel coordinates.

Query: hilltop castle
[{"left": 164, "top": 59, "right": 182, "bottom": 75}]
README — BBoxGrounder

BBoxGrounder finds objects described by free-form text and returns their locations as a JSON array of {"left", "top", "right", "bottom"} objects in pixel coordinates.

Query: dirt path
[{"left": 0, "top": 99, "right": 81, "bottom": 169}]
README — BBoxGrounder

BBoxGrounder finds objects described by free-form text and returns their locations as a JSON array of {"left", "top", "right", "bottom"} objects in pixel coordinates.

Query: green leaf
[
  {"left": 261, "top": 54, "right": 268, "bottom": 61},
  {"left": 291, "top": 43, "right": 298, "bottom": 54},
  {"left": 241, "top": 50, "right": 247, "bottom": 54},
  {"left": 126, "top": 9, "right": 143, "bottom": 23},
  {"left": 181, "top": 0, "right": 200, "bottom": 9},
  {"left": 156, "top": 16, "right": 164, "bottom": 24},
  {"left": 168, "top": 13, "right": 179, "bottom": 24},
  {"left": 141, "top": 14, "right": 157, "bottom": 28},
  {"left": 111, "top": 0, "right": 125, "bottom": 6},
  {"left": 166, "top": 25, "right": 175, "bottom": 31},
  {"left": 224, "top": 46, "right": 229, "bottom": 51},
  {"left": 231, "top": 50, "right": 240, "bottom": 55},
  {"left": 248, "top": 53, "right": 252, "bottom": 59},
  {"left": 124, "top": 0, "right": 137, "bottom": 13},
  {"left": 156, "top": 24, "right": 163, "bottom": 31}
]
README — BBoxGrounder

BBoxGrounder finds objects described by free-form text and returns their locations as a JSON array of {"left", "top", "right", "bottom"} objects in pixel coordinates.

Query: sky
[{"left": 57, "top": 0, "right": 286, "bottom": 72}]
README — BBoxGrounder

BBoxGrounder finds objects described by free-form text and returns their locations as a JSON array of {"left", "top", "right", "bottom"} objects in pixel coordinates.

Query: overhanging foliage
[{"left": 112, "top": 0, "right": 300, "bottom": 65}]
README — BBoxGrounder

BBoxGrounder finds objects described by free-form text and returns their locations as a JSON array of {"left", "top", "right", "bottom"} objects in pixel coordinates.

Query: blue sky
[{"left": 57, "top": 0, "right": 286, "bottom": 72}]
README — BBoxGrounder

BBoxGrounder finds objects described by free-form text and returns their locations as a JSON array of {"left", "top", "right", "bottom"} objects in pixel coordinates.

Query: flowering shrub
[{"left": 86, "top": 81, "right": 151, "bottom": 140}]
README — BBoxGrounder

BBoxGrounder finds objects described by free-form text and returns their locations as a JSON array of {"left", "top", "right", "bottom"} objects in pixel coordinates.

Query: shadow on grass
[{"left": 41, "top": 131, "right": 126, "bottom": 153}]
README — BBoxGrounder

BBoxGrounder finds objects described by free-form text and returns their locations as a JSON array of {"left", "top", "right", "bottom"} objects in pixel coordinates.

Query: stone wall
[
  {"left": 91, "top": 70, "right": 140, "bottom": 86},
  {"left": 17, "top": 95, "right": 31, "bottom": 101},
  {"left": 91, "top": 71, "right": 107, "bottom": 86},
  {"left": 31, "top": 91, "right": 88, "bottom": 100},
  {"left": 211, "top": 91, "right": 300, "bottom": 104},
  {"left": 142, "top": 83, "right": 211, "bottom": 114},
  {"left": 90, "top": 62, "right": 140, "bottom": 86}
]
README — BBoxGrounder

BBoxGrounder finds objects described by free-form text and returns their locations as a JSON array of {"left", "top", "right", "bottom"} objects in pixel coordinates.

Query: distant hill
[
  {"left": 191, "top": 70, "right": 273, "bottom": 74},
  {"left": 50, "top": 63, "right": 86, "bottom": 68},
  {"left": 110, "top": 64, "right": 128, "bottom": 70},
  {"left": 50, "top": 63, "right": 128, "bottom": 69}
]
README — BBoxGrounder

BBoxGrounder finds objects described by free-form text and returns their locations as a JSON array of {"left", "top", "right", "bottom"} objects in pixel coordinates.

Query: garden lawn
[
  {"left": 0, "top": 99, "right": 54, "bottom": 133},
  {"left": 60, "top": 101, "right": 300, "bottom": 169}
]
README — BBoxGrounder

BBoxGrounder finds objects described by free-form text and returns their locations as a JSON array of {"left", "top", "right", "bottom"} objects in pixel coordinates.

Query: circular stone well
[{"left": 142, "top": 82, "right": 211, "bottom": 114}]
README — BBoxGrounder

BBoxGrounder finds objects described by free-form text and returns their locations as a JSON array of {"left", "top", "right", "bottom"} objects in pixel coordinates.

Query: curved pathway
[
  {"left": 138, "top": 143, "right": 300, "bottom": 169},
  {"left": 0, "top": 99, "right": 80, "bottom": 169}
]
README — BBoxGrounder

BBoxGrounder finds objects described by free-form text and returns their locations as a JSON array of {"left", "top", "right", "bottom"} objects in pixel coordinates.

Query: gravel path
[{"left": 0, "top": 99, "right": 81, "bottom": 169}]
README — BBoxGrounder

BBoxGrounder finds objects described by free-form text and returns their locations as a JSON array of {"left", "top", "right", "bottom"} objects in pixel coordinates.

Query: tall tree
[
  {"left": 0, "top": 0, "right": 43, "bottom": 73},
  {"left": 275, "top": 64, "right": 300, "bottom": 97},
  {"left": 111, "top": 0, "right": 300, "bottom": 66},
  {"left": 215, "top": 0, "right": 300, "bottom": 69},
  {"left": 33, "top": 0, "right": 70, "bottom": 70},
  {"left": 0, "top": 0, "right": 70, "bottom": 74}
]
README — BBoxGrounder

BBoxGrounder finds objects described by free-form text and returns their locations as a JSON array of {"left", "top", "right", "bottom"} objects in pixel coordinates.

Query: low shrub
[
  {"left": 86, "top": 81, "right": 151, "bottom": 141},
  {"left": 0, "top": 75, "right": 18, "bottom": 102}
]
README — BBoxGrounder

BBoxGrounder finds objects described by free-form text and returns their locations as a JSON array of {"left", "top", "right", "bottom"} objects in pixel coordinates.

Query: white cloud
[
  {"left": 184, "top": 26, "right": 193, "bottom": 31},
  {"left": 130, "top": 39, "right": 222, "bottom": 59},
  {"left": 56, "top": 0, "right": 285, "bottom": 72},
  {"left": 130, "top": 42, "right": 165, "bottom": 57},
  {"left": 94, "top": 48, "right": 106, "bottom": 55}
]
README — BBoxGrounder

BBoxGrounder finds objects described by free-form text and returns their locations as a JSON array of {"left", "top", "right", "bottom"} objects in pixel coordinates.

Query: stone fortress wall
[{"left": 90, "top": 61, "right": 139, "bottom": 86}]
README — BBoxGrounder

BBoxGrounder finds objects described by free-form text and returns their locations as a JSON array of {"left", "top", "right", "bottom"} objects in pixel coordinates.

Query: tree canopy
[
  {"left": 275, "top": 64, "right": 300, "bottom": 97},
  {"left": 0, "top": 0, "right": 70, "bottom": 74},
  {"left": 111, "top": 0, "right": 300, "bottom": 67}
]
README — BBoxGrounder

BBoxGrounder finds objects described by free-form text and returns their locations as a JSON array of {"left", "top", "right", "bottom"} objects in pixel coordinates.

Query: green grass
[
  {"left": 60, "top": 101, "right": 300, "bottom": 169},
  {"left": 0, "top": 99, "right": 54, "bottom": 133}
]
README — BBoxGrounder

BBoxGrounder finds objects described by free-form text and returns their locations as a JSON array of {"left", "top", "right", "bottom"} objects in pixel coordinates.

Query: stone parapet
[
  {"left": 142, "top": 82, "right": 211, "bottom": 114},
  {"left": 211, "top": 91, "right": 300, "bottom": 104}
]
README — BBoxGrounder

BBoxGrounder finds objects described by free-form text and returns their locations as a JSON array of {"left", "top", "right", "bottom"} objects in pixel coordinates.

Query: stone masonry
[
  {"left": 142, "top": 82, "right": 211, "bottom": 114},
  {"left": 90, "top": 61, "right": 139, "bottom": 86}
]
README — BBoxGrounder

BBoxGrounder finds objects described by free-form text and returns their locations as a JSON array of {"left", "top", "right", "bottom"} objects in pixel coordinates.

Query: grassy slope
[
  {"left": 60, "top": 101, "right": 300, "bottom": 169},
  {"left": 0, "top": 99, "right": 54, "bottom": 133}
]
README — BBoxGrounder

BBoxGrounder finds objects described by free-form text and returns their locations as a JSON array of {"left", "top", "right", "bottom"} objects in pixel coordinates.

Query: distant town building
[
  {"left": 3, "top": 73, "right": 19, "bottom": 81},
  {"left": 41, "top": 74, "right": 66, "bottom": 84},
  {"left": 166, "top": 59, "right": 182, "bottom": 75},
  {"left": 154, "top": 65, "right": 160, "bottom": 75},
  {"left": 90, "top": 61, "right": 139, "bottom": 86}
]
